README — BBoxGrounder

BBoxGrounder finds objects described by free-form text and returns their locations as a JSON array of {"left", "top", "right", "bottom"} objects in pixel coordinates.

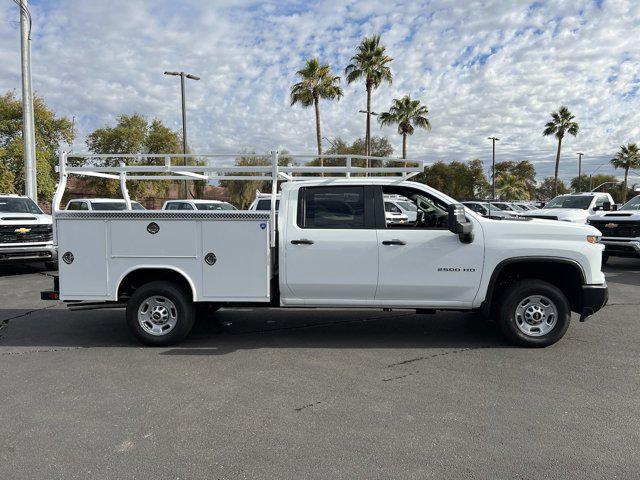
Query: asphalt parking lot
[{"left": 0, "top": 260, "right": 639, "bottom": 479}]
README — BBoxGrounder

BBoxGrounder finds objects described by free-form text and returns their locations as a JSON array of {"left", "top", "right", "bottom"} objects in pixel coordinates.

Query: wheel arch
[
  {"left": 115, "top": 266, "right": 197, "bottom": 301},
  {"left": 482, "top": 257, "right": 586, "bottom": 316}
]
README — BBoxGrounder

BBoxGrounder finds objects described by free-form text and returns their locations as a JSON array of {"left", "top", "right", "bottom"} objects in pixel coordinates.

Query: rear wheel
[
  {"left": 126, "top": 281, "right": 195, "bottom": 346},
  {"left": 498, "top": 280, "right": 571, "bottom": 347}
]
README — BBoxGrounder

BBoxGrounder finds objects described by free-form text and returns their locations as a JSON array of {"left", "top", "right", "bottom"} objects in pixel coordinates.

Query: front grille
[
  {"left": 527, "top": 215, "right": 558, "bottom": 220},
  {"left": 590, "top": 220, "right": 640, "bottom": 238},
  {"left": 0, "top": 224, "right": 53, "bottom": 244}
]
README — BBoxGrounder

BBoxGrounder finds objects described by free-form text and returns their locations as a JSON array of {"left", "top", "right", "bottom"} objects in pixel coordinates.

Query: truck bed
[{"left": 55, "top": 210, "right": 272, "bottom": 302}]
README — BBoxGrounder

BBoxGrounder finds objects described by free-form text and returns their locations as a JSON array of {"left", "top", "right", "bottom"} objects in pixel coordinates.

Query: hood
[
  {"left": 587, "top": 210, "right": 640, "bottom": 222},
  {"left": 522, "top": 208, "right": 589, "bottom": 222},
  {"left": 0, "top": 212, "right": 52, "bottom": 225}
]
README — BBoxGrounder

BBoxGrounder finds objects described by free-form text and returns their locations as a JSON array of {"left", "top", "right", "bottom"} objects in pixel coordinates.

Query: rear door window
[{"left": 298, "top": 186, "right": 369, "bottom": 229}]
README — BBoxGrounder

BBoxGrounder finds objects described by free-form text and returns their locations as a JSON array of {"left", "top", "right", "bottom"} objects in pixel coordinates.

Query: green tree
[
  {"left": 543, "top": 105, "right": 579, "bottom": 196},
  {"left": 345, "top": 34, "right": 393, "bottom": 157},
  {"left": 0, "top": 91, "right": 74, "bottom": 200},
  {"left": 290, "top": 58, "right": 343, "bottom": 164},
  {"left": 378, "top": 95, "right": 430, "bottom": 164},
  {"left": 219, "top": 151, "right": 293, "bottom": 208},
  {"left": 85, "top": 114, "right": 183, "bottom": 200},
  {"left": 495, "top": 172, "right": 528, "bottom": 200},
  {"left": 414, "top": 159, "right": 489, "bottom": 200},
  {"left": 537, "top": 176, "right": 569, "bottom": 200},
  {"left": 570, "top": 173, "right": 626, "bottom": 202},
  {"left": 494, "top": 160, "right": 536, "bottom": 199},
  {"left": 610, "top": 143, "right": 640, "bottom": 203},
  {"left": 323, "top": 136, "right": 394, "bottom": 172}
]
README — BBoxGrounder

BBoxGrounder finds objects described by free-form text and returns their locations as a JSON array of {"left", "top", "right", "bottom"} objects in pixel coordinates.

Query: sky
[{"left": 1, "top": 0, "right": 639, "bottom": 183}]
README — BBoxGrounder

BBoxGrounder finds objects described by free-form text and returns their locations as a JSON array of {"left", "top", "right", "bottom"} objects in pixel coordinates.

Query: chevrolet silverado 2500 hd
[
  {"left": 41, "top": 152, "right": 608, "bottom": 348},
  {"left": 0, "top": 194, "right": 57, "bottom": 269},
  {"left": 588, "top": 194, "right": 640, "bottom": 263}
]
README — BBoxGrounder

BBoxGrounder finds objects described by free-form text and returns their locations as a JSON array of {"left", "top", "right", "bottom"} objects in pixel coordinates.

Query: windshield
[
  {"left": 545, "top": 195, "right": 593, "bottom": 210},
  {"left": 196, "top": 202, "right": 236, "bottom": 210},
  {"left": 132, "top": 202, "right": 145, "bottom": 210},
  {"left": 91, "top": 202, "right": 128, "bottom": 211},
  {"left": 489, "top": 203, "right": 507, "bottom": 211},
  {"left": 397, "top": 201, "right": 418, "bottom": 211},
  {"left": 620, "top": 196, "right": 640, "bottom": 211},
  {"left": 0, "top": 197, "right": 43, "bottom": 214},
  {"left": 256, "top": 199, "right": 280, "bottom": 211},
  {"left": 509, "top": 204, "right": 525, "bottom": 212}
]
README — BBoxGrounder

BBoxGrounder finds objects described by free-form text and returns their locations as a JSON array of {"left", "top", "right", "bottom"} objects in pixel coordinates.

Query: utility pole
[
  {"left": 164, "top": 71, "right": 200, "bottom": 198},
  {"left": 488, "top": 137, "right": 499, "bottom": 200},
  {"left": 19, "top": 0, "right": 37, "bottom": 201},
  {"left": 359, "top": 110, "right": 378, "bottom": 173},
  {"left": 576, "top": 152, "right": 584, "bottom": 192}
]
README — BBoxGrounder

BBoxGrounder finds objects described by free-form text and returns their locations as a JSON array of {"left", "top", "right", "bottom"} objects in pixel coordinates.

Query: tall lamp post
[
  {"left": 576, "top": 152, "right": 584, "bottom": 192},
  {"left": 164, "top": 71, "right": 200, "bottom": 198},
  {"left": 17, "top": 0, "right": 37, "bottom": 201},
  {"left": 487, "top": 136, "right": 499, "bottom": 200}
]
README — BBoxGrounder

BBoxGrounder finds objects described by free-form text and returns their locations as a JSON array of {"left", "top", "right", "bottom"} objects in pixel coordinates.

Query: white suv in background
[
  {"left": 66, "top": 198, "right": 146, "bottom": 211},
  {"left": 384, "top": 196, "right": 418, "bottom": 222},
  {"left": 162, "top": 199, "right": 237, "bottom": 211},
  {"left": 0, "top": 194, "right": 57, "bottom": 270}
]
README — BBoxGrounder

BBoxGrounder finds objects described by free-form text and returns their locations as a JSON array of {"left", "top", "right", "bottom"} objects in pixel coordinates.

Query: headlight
[{"left": 587, "top": 235, "right": 600, "bottom": 244}]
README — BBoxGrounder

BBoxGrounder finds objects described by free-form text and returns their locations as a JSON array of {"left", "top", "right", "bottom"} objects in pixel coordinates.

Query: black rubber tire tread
[
  {"left": 126, "top": 281, "right": 195, "bottom": 346},
  {"left": 498, "top": 279, "right": 571, "bottom": 348}
]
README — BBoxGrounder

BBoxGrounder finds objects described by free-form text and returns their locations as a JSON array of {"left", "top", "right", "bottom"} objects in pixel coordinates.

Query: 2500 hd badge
[{"left": 438, "top": 267, "right": 477, "bottom": 272}]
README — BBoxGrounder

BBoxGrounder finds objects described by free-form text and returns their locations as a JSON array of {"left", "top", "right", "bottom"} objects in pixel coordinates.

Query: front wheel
[
  {"left": 126, "top": 281, "right": 195, "bottom": 346},
  {"left": 498, "top": 280, "right": 571, "bottom": 347}
]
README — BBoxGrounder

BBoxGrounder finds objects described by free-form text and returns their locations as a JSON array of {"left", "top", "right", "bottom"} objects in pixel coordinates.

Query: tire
[
  {"left": 602, "top": 253, "right": 609, "bottom": 266},
  {"left": 44, "top": 261, "right": 58, "bottom": 271},
  {"left": 497, "top": 280, "right": 571, "bottom": 347},
  {"left": 126, "top": 281, "right": 195, "bottom": 346}
]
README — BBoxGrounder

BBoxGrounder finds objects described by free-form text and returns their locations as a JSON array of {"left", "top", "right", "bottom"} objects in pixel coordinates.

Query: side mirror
[
  {"left": 447, "top": 204, "right": 474, "bottom": 244},
  {"left": 612, "top": 204, "right": 618, "bottom": 211},
  {"left": 602, "top": 201, "right": 611, "bottom": 211}
]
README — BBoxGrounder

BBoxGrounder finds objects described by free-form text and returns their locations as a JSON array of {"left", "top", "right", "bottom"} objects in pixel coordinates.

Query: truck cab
[{"left": 522, "top": 192, "right": 614, "bottom": 223}]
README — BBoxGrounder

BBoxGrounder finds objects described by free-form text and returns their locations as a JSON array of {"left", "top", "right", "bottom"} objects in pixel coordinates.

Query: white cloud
[{"left": 0, "top": 0, "right": 639, "bottom": 183}]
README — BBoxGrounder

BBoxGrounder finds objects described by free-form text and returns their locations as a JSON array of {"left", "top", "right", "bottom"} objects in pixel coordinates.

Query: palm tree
[
  {"left": 495, "top": 172, "right": 528, "bottom": 200},
  {"left": 378, "top": 95, "right": 431, "bottom": 165},
  {"left": 610, "top": 143, "right": 640, "bottom": 203},
  {"left": 543, "top": 106, "right": 579, "bottom": 196},
  {"left": 290, "top": 58, "right": 343, "bottom": 167},
  {"left": 345, "top": 34, "right": 393, "bottom": 160}
]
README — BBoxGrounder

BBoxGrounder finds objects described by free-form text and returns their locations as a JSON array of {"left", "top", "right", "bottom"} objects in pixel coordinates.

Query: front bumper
[
  {"left": 579, "top": 282, "right": 608, "bottom": 321},
  {"left": 601, "top": 238, "right": 640, "bottom": 258},
  {"left": 0, "top": 244, "right": 57, "bottom": 264}
]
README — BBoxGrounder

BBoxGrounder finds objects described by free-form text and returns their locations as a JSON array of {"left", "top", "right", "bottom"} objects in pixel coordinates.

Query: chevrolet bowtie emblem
[
  {"left": 604, "top": 223, "right": 618, "bottom": 228},
  {"left": 14, "top": 227, "right": 31, "bottom": 234}
]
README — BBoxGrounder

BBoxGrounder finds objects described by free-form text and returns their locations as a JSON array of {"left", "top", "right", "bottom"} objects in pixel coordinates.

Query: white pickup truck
[
  {"left": 587, "top": 194, "right": 640, "bottom": 263},
  {"left": 0, "top": 194, "right": 57, "bottom": 269},
  {"left": 521, "top": 192, "right": 615, "bottom": 223},
  {"left": 41, "top": 152, "right": 608, "bottom": 348}
]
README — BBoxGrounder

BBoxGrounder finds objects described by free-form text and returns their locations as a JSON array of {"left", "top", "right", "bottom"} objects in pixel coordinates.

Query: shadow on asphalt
[
  {"left": 0, "top": 307, "right": 511, "bottom": 352},
  {"left": 0, "top": 263, "right": 51, "bottom": 277},
  {"left": 603, "top": 257, "right": 640, "bottom": 287}
]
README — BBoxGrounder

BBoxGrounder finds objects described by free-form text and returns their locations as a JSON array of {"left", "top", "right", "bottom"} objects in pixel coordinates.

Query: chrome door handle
[
  {"left": 291, "top": 239, "right": 314, "bottom": 245},
  {"left": 382, "top": 239, "right": 406, "bottom": 246}
]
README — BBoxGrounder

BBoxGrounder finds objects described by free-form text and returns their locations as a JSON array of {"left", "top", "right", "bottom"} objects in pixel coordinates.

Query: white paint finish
[
  {"left": 376, "top": 225, "right": 484, "bottom": 306},
  {"left": 110, "top": 220, "right": 198, "bottom": 258},
  {"left": 283, "top": 226, "right": 378, "bottom": 302},
  {"left": 201, "top": 220, "right": 270, "bottom": 300},
  {"left": 57, "top": 219, "right": 107, "bottom": 298}
]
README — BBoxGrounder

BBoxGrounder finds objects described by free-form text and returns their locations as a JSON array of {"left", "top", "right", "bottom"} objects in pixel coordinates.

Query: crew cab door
[
  {"left": 374, "top": 186, "right": 484, "bottom": 307},
  {"left": 282, "top": 185, "right": 378, "bottom": 304}
]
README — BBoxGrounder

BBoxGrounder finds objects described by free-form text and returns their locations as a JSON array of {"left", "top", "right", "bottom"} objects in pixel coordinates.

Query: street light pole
[
  {"left": 488, "top": 137, "right": 499, "bottom": 201},
  {"left": 164, "top": 71, "right": 200, "bottom": 198},
  {"left": 359, "top": 110, "right": 378, "bottom": 173},
  {"left": 576, "top": 152, "right": 584, "bottom": 192},
  {"left": 18, "top": 0, "right": 37, "bottom": 201}
]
